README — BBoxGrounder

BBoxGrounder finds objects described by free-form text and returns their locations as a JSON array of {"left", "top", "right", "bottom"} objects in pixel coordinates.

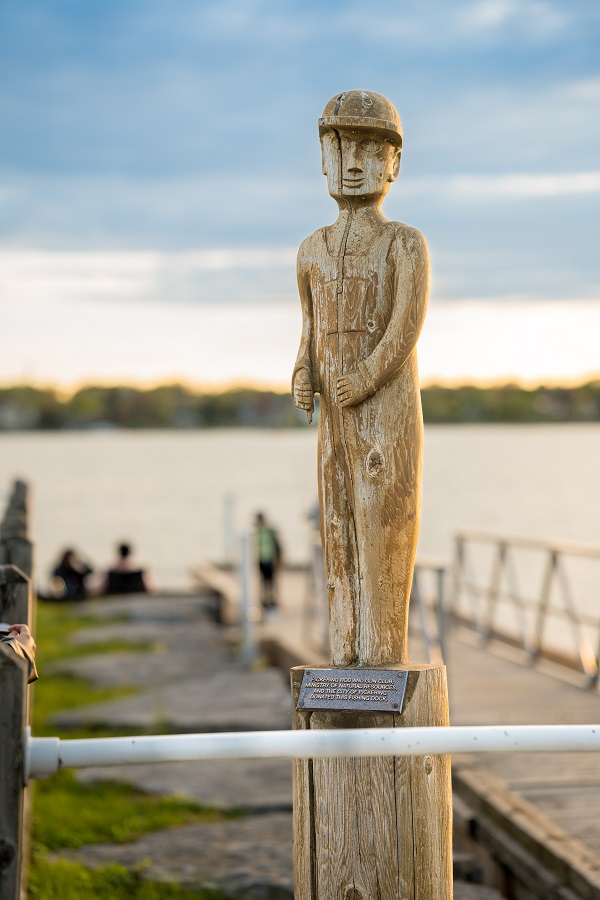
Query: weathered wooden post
[
  {"left": 0, "top": 481, "right": 34, "bottom": 900},
  {"left": 0, "top": 481, "right": 33, "bottom": 580},
  {"left": 291, "top": 91, "right": 452, "bottom": 898},
  {"left": 0, "top": 566, "right": 31, "bottom": 900}
]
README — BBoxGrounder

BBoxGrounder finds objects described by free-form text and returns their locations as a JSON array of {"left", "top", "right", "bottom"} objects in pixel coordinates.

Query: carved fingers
[
  {"left": 293, "top": 369, "right": 315, "bottom": 423},
  {"left": 336, "top": 371, "right": 371, "bottom": 407}
]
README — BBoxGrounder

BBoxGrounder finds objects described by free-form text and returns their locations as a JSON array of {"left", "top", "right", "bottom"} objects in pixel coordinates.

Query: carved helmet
[{"left": 318, "top": 90, "right": 403, "bottom": 147}]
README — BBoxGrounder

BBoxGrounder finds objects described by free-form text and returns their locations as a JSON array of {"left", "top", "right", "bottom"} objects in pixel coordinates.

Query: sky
[{"left": 1, "top": 0, "right": 600, "bottom": 389}]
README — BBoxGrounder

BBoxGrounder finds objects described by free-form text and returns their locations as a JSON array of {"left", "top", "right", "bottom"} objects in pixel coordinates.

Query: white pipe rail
[{"left": 26, "top": 724, "right": 600, "bottom": 782}]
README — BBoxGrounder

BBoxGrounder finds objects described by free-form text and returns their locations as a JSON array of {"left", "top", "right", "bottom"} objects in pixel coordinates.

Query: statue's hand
[
  {"left": 337, "top": 370, "right": 372, "bottom": 407},
  {"left": 293, "top": 368, "right": 315, "bottom": 423}
]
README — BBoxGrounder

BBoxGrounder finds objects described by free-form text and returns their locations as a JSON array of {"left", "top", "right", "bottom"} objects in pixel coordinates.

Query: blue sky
[{"left": 1, "top": 0, "right": 600, "bottom": 386}]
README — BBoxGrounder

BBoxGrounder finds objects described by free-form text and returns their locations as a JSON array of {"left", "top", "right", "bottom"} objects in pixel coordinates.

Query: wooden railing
[
  {"left": 453, "top": 531, "right": 600, "bottom": 686},
  {"left": 0, "top": 480, "right": 33, "bottom": 900}
]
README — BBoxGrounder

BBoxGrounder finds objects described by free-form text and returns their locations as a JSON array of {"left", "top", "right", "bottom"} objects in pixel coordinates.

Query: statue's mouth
[{"left": 342, "top": 178, "right": 365, "bottom": 188}]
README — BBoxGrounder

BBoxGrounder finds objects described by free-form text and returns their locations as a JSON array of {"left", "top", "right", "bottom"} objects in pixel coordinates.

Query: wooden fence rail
[{"left": 0, "top": 481, "right": 33, "bottom": 900}]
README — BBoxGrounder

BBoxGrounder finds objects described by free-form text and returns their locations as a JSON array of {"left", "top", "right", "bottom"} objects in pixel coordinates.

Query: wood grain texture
[
  {"left": 292, "top": 91, "right": 430, "bottom": 668},
  {"left": 292, "top": 664, "right": 452, "bottom": 899},
  {"left": 0, "top": 646, "right": 27, "bottom": 900},
  {"left": 0, "top": 482, "right": 32, "bottom": 580},
  {"left": 0, "top": 482, "right": 33, "bottom": 900}
]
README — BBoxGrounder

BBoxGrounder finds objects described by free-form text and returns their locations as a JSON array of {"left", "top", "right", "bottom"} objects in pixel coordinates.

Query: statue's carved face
[{"left": 321, "top": 128, "right": 401, "bottom": 202}]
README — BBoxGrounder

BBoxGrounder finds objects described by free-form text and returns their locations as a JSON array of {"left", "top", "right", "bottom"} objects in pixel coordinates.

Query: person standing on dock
[{"left": 255, "top": 512, "right": 282, "bottom": 612}]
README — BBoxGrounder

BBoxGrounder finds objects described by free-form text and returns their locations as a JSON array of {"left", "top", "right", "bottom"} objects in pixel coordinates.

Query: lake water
[{"left": 1, "top": 425, "right": 599, "bottom": 602}]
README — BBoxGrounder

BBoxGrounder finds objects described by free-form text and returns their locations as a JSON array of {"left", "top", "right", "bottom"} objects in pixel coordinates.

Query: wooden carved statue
[{"left": 293, "top": 90, "right": 430, "bottom": 667}]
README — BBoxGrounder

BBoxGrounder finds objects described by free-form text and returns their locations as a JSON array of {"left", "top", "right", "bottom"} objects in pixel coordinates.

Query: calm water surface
[{"left": 0, "top": 425, "right": 599, "bottom": 594}]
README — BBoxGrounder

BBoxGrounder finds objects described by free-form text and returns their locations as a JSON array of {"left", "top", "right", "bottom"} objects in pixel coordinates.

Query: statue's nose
[{"left": 344, "top": 143, "right": 363, "bottom": 173}]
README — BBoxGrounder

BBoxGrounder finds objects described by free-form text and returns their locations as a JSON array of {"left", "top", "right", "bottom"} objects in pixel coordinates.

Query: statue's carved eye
[{"left": 359, "top": 139, "right": 382, "bottom": 153}]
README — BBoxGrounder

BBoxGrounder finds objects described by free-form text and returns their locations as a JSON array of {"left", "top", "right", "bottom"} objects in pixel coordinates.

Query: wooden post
[
  {"left": 0, "top": 481, "right": 33, "bottom": 900},
  {"left": 0, "top": 567, "right": 30, "bottom": 900},
  {"left": 291, "top": 665, "right": 452, "bottom": 899},
  {"left": 291, "top": 92, "right": 452, "bottom": 898},
  {"left": 0, "top": 481, "right": 33, "bottom": 580}
]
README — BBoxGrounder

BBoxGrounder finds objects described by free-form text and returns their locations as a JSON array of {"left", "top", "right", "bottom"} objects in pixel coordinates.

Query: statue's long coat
[{"left": 294, "top": 221, "right": 430, "bottom": 665}]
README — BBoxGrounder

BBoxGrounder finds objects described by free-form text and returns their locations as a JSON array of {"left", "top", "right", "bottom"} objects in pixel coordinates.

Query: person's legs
[{"left": 259, "top": 561, "right": 275, "bottom": 608}]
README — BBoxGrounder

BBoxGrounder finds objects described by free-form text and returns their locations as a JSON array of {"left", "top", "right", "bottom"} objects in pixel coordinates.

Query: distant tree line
[{"left": 0, "top": 381, "right": 599, "bottom": 430}]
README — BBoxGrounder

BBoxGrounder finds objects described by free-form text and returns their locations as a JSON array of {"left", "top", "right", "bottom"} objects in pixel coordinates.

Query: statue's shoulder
[
  {"left": 388, "top": 221, "right": 429, "bottom": 263},
  {"left": 297, "top": 228, "right": 326, "bottom": 268}
]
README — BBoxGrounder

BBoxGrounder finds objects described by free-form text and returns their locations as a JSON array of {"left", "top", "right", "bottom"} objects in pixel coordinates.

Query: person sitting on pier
[
  {"left": 100, "top": 542, "right": 153, "bottom": 596},
  {"left": 0, "top": 623, "right": 38, "bottom": 682},
  {"left": 51, "top": 547, "right": 93, "bottom": 600}
]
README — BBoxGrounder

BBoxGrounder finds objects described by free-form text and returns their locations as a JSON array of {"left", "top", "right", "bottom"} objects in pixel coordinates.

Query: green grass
[
  {"left": 32, "top": 672, "right": 136, "bottom": 737},
  {"left": 35, "top": 602, "right": 128, "bottom": 663},
  {"left": 33, "top": 770, "right": 233, "bottom": 850},
  {"left": 28, "top": 858, "right": 228, "bottom": 899},
  {"left": 29, "top": 599, "right": 239, "bottom": 898},
  {"left": 32, "top": 601, "right": 152, "bottom": 737}
]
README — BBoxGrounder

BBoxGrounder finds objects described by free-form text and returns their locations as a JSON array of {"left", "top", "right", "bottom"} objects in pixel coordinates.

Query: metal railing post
[{"left": 240, "top": 531, "right": 259, "bottom": 666}]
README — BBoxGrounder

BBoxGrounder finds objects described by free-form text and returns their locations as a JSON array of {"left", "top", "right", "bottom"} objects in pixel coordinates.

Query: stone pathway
[
  {"left": 50, "top": 592, "right": 296, "bottom": 896},
  {"left": 47, "top": 591, "right": 503, "bottom": 898}
]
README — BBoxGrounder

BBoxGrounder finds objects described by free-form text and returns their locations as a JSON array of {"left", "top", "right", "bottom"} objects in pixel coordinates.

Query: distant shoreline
[{"left": 1, "top": 381, "right": 599, "bottom": 430}]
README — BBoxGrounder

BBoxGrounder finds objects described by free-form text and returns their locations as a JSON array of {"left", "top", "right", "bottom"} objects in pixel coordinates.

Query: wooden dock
[{"left": 210, "top": 564, "right": 600, "bottom": 899}]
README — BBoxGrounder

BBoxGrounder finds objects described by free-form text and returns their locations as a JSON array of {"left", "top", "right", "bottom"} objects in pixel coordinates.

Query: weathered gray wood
[
  {"left": 0, "top": 646, "right": 27, "bottom": 900},
  {"left": 0, "top": 568, "right": 31, "bottom": 632},
  {"left": 292, "top": 664, "right": 452, "bottom": 899},
  {"left": 0, "top": 527, "right": 33, "bottom": 900},
  {"left": 292, "top": 91, "right": 429, "bottom": 668},
  {"left": 290, "top": 93, "right": 451, "bottom": 898},
  {"left": 0, "top": 482, "right": 32, "bottom": 580}
]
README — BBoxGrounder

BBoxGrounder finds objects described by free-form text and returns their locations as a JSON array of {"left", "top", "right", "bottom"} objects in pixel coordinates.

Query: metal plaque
[{"left": 297, "top": 668, "right": 408, "bottom": 713}]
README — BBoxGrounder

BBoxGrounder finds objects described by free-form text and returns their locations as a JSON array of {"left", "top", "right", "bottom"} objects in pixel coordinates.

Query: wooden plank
[
  {"left": 454, "top": 763, "right": 600, "bottom": 899},
  {"left": 292, "top": 664, "right": 452, "bottom": 899},
  {"left": 0, "top": 568, "right": 30, "bottom": 630},
  {"left": 0, "top": 645, "right": 28, "bottom": 900},
  {"left": 291, "top": 668, "right": 316, "bottom": 900},
  {"left": 191, "top": 563, "right": 239, "bottom": 625},
  {"left": 0, "top": 565, "right": 33, "bottom": 900}
]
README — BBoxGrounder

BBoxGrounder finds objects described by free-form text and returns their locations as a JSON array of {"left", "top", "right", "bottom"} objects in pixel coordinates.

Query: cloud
[
  {"left": 456, "top": 0, "right": 567, "bottom": 37},
  {"left": 405, "top": 171, "right": 600, "bottom": 198},
  {"left": 2, "top": 292, "right": 599, "bottom": 388},
  {"left": 0, "top": 247, "right": 298, "bottom": 308}
]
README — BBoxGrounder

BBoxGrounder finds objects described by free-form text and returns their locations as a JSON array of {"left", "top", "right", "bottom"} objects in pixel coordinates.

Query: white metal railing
[
  {"left": 26, "top": 724, "right": 600, "bottom": 781},
  {"left": 453, "top": 531, "right": 600, "bottom": 685}
]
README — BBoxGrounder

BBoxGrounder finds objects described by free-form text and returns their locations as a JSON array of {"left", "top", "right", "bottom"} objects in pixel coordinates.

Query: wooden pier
[{"left": 247, "top": 564, "right": 600, "bottom": 899}]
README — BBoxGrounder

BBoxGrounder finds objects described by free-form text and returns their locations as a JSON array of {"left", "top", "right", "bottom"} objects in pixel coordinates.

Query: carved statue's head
[{"left": 319, "top": 91, "right": 403, "bottom": 203}]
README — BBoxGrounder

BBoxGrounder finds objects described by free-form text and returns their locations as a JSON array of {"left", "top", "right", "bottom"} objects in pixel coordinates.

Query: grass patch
[
  {"left": 34, "top": 601, "right": 130, "bottom": 665},
  {"left": 28, "top": 599, "right": 239, "bottom": 898},
  {"left": 32, "top": 672, "right": 136, "bottom": 737},
  {"left": 32, "top": 601, "right": 146, "bottom": 737},
  {"left": 33, "top": 770, "right": 234, "bottom": 851},
  {"left": 28, "top": 857, "right": 228, "bottom": 899}
]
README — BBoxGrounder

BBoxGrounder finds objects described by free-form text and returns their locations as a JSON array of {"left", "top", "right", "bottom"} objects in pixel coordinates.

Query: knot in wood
[
  {"left": 344, "top": 886, "right": 364, "bottom": 900},
  {"left": 366, "top": 447, "right": 384, "bottom": 478}
]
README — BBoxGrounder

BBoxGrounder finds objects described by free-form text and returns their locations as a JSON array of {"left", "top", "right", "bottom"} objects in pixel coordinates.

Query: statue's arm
[
  {"left": 292, "top": 242, "right": 316, "bottom": 422},
  {"left": 361, "top": 227, "right": 430, "bottom": 391}
]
